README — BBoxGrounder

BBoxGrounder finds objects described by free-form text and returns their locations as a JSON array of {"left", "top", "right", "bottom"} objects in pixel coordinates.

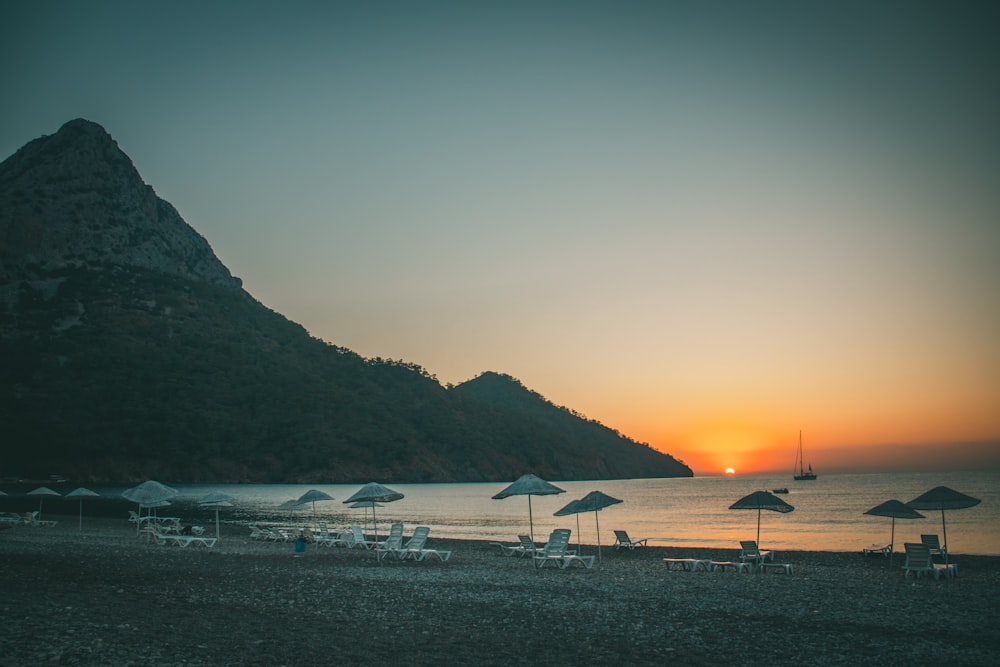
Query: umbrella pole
[
  {"left": 575, "top": 514, "right": 581, "bottom": 555},
  {"left": 79, "top": 500, "right": 83, "bottom": 530},
  {"left": 595, "top": 511, "right": 602, "bottom": 562},
  {"left": 941, "top": 509, "right": 948, "bottom": 565},
  {"left": 216, "top": 509, "right": 221, "bottom": 540},
  {"left": 756, "top": 508, "right": 761, "bottom": 546},
  {"left": 528, "top": 496, "right": 534, "bottom": 545},
  {"left": 889, "top": 516, "right": 895, "bottom": 568}
]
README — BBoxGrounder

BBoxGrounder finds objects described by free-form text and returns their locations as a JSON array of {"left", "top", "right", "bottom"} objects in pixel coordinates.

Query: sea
[{"left": 79, "top": 470, "right": 1000, "bottom": 556}]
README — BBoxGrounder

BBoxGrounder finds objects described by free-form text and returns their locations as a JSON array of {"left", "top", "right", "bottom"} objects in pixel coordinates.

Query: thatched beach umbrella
[
  {"left": 27, "top": 487, "right": 61, "bottom": 520},
  {"left": 65, "top": 487, "right": 100, "bottom": 530},
  {"left": 906, "top": 486, "right": 980, "bottom": 564},
  {"left": 554, "top": 498, "right": 585, "bottom": 554},
  {"left": 555, "top": 490, "right": 622, "bottom": 562},
  {"left": 863, "top": 499, "right": 924, "bottom": 566},
  {"left": 295, "top": 489, "right": 335, "bottom": 517},
  {"left": 123, "top": 480, "right": 178, "bottom": 506},
  {"left": 729, "top": 490, "right": 794, "bottom": 545},
  {"left": 493, "top": 474, "right": 565, "bottom": 546},
  {"left": 350, "top": 500, "right": 383, "bottom": 538},
  {"left": 343, "top": 482, "right": 404, "bottom": 543},
  {"left": 123, "top": 481, "right": 178, "bottom": 531}
]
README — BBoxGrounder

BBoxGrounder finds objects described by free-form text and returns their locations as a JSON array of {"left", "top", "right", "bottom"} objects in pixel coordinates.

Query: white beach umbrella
[
  {"left": 27, "top": 486, "right": 61, "bottom": 519},
  {"left": 199, "top": 492, "right": 236, "bottom": 540},
  {"left": 65, "top": 487, "right": 100, "bottom": 530}
]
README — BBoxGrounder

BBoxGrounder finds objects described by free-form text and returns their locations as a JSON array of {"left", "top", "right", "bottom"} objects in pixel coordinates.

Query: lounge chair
[
  {"left": 863, "top": 543, "right": 892, "bottom": 557},
  {"left": 613, "top": 530, "right": 649, "bottom": 551},
  {"left": 493, "top": 535, "right": 537, "bottom": 558},
  {"left": 268, "top": 527, "right": 294, "bottom": 542},
  {"left": 534, "top": 529, "right": 573, "bottom": 568},
  {"left": 375, "top": 523, "right": 405, "bottom": 561},
  {"left": 314, "top": 524, "right": 338, "bottom": 546},
  {"left": 903, "top": 542, "right": 954, "bottom": 579},
  {"left": 663, "top": 557, "right": 711, "bottom": 572},
  {"left": 397, "top": 526, "right": 452, "bottom": 562},
  {"left": 739, "top": 540, "right": 774, "bottom": 566},
  {"left": 710, "top": 560, "right": 753, "bottom": 573},
  {"left": 350, "top": 525, "right": 377, "bottom": 550},
  {"left": 326, "top": 528, "right": 358, "bottom": 548},
  {"left": 21, "top": 512, "right": 57, "bottom": 527},
  {"left": 921, "top": 534, "right": 947, "bottom": 560},
  {"left": 533, "top": 529, "right": 594, "bottom": 569},
  {"left": 148, "top": 526, "right": 217, "bottom": 548}
]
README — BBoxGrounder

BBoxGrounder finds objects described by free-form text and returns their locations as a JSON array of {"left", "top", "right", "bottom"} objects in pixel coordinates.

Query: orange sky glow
[{"left": 3, "top": 3, "right": 998, "bottom": 478}]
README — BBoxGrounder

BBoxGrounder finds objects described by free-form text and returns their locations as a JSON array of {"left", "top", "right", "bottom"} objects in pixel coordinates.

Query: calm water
[{"left": 95, "top": 471, "right": 1000, "bottom": 555}]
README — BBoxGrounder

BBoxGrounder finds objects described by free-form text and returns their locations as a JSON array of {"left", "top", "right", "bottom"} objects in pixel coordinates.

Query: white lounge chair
[
  {"left": 534, "top": 529, "right": 572, "bottom": 568},
  {"left": 739, "top": 540, "right": 774, "bottom": 566},
  {"left": 920, "top": 534, "right": 947, "bottom": 560},
  {"left": 148, "top": 526, "right": 217, "bottom": 548},
  {"left": 493, "top": 535, "right": 536, "bottom": 558},
  {"left": 903, "top": 542, "right": 954, "bottom": 579},
  {"left": 397, "top": 526, "right": 452, "bottom": 562},
  {"left": 326, "top": 529, "right": 357, "bottom": 548},
  {"left": 350, "top": 525, "right": 376, "bottom": 550},
  {"left": 613, "top": 530, "right": 648, "bottom": 551},
  {"left": 375, "top": 523, "right": 405, "bottom": 561},
  {"left": 863, "top": 543, "right": 892, "bottom": 557},
  {"left": 663, "top": 557, "right": 711, "bottom": 572},
  {"left": 533, "top": 529, "right": 594, "bottom": 569},
  {"left": 315, "top": 524, "right": 339, "bottom": 547}
]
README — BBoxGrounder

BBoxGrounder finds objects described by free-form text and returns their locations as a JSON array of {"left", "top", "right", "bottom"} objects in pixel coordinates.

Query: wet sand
[{"left": 1, "top": 516, "right": 998, "bottom": 666}]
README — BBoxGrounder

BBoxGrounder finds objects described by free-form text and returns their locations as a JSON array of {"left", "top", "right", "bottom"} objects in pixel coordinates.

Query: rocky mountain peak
[{"left": 0, "top": 119, "right": 241, "bottom": 288}]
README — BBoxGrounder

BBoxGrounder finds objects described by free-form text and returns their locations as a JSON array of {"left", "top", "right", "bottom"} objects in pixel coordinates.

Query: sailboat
[{"left": 793, "top": 430, "right": 817, "bottom": 481}]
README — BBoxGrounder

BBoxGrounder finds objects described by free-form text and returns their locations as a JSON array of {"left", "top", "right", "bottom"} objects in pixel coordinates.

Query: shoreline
[{"left": 2, "top": 517, "right": 999, "bottom": 665}]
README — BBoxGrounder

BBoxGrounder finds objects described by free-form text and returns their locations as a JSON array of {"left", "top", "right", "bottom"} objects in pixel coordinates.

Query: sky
[{"left": 2, "top": 1, "right": 998, "bottom": 475}]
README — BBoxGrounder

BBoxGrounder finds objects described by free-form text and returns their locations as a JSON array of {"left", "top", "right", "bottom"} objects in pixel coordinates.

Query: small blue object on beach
[{"left": 294, "top": 539, "right": 306, "bottom": 554}]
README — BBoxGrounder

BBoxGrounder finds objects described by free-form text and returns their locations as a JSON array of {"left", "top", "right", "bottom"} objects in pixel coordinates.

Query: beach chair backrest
[
  {"left": 904, "top": 542, "right": 933, "bottom": 570},
  {"left": 383, "top": 523, "right": 404, "bottom": 549},
  {"left": 542, "top": 529, "right": 571, "bottom": 556},
  {"left": 404, "top": 526, "right": 430, "bottom": 550},
  {"left": 920, "top": 534, "right": 944, "bottom": 554}
]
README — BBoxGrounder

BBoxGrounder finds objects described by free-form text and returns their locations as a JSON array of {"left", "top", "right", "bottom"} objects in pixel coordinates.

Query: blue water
[{"left": 97, "top": 471, "right": 1000, "bottom": 555}]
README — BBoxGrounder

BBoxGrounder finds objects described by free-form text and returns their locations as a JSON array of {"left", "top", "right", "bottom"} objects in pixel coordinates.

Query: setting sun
[{"left": 725, "top": 468, "right": 735, "bottom": 475}]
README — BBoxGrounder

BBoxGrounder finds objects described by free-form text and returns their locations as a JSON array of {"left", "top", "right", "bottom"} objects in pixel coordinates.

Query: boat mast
[{"left": 797, "top": 430, "right": 803, "bottom": 476}]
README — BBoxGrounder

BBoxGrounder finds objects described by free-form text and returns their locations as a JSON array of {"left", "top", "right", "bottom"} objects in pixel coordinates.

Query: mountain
[{"left": 0, "top": 119, "right": 692, "bottom": 484}]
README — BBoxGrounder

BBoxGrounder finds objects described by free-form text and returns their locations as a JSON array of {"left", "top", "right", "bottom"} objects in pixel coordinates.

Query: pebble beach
[{"left": 2, "top": 516, "right": 999, "bottom": 666}]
